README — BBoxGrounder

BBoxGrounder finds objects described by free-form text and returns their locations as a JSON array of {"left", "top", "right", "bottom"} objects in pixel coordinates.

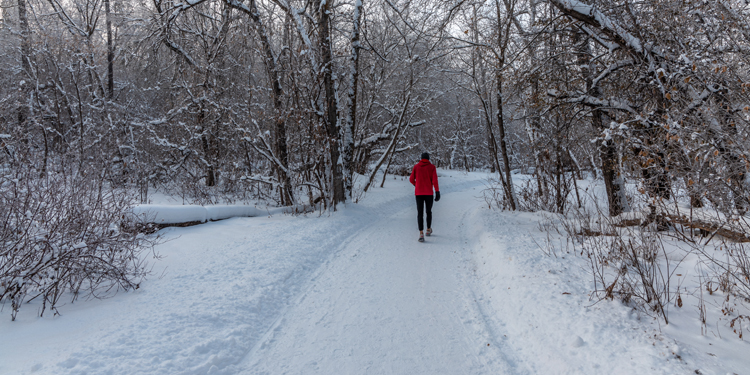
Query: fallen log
[
  {"left": 665, "top": 214, "right": 750, "bottom": 243},
  {"left": 610, "top": 210, "right": 750, "bottom": 242}
]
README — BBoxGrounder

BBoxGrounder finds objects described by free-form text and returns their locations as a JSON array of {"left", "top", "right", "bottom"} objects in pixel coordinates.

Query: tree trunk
[
  {"left": 496, "top": 72, "right": 516, "bottom": 210},
  {"left": 576, "top": 29, "right": 625, "bottom": 217},
  {"left": 495, "top": 0, "right": 516, "bottom": 210},
  {"left": 104, "top": 0, "right": 114, "bottom": 100},
  {"left": 600, "top": 134, "right": 625, "bottom": 217},
  {"left": 380, "top": 149, "right": 395, "bottom": 188},
  {"left": 198, "top": 107, "right": 215, "bottom": 187},
  {"left": 342, "top": 0, "right": 363, "bottom": 198},
  {"left": 718, "top": 93, "right": 748, "bottom": 213},
  {"left": 518, "top": 0, "right": 546, "bottom": 201},
  {"left": 471, "top": 4, "right": 497, "bottom": 174},
  {"left": 16, "top": 0, "right": 32, "bottom": 128},
  {"left": 485, "top": 116, "right": 498, "bottom": 173},
  {"left": 202, "top": 133, "right": 216, "bottom": 187},
  {"left": 317, "top": 0, "right": 345, "bottom": 207}
]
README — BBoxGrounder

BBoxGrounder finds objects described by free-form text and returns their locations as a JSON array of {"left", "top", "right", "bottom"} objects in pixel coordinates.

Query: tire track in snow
[{"left": 452, "top": 204, "right": 532, "bottom": 375}]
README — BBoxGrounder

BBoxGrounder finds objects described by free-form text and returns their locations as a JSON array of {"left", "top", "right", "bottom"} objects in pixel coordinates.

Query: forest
[{"left": 1, "top": 0, "right": 750, "bottom": 325}]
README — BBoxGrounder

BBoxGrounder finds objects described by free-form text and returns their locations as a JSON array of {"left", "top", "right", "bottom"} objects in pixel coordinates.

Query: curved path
[
  {"left": 241, "top": 180, "right": 516, "bottom": 374},
  {"left": 1, "top": 172, "right": 695, "bottom": 375}
]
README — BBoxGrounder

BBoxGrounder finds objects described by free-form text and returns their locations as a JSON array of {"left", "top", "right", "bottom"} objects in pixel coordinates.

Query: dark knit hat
[{"left": 421, "top": 152, "right": 430, "bottom": 160}]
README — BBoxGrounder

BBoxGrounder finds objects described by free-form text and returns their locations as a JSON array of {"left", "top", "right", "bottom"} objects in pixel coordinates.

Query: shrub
[{"left": 0, "top": 166, "right": 158, "bottom": 320}]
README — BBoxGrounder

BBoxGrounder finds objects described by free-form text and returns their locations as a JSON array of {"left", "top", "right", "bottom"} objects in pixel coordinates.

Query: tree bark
[
  {"left": 600, "top": 136, "right": 624, "bottom": 217},
  {"left": 495, "top": 0, "right": 516, "bottom": 210},
  {"left": 342, "top": 0, "right": 363, "bottom": 198},
  {"left": 104, "top": 0, "right": 114, "bottom": 100},
  {"left": 576, "top": 28, "right": 625, "bottom": 216},
  {"left": 317, "top": 0, "right": 345, "bottom": 207},
  {"left": 16, "top": 0, "right": 32, "bottom": 128},
  {"left": 201, "top": 134, "right": 216, "bottom": 187}
]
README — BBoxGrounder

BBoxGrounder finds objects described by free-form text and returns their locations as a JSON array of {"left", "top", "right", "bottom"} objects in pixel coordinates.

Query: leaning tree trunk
[
  {"left": 364, "top": 94, "right": 411, "bottom": 192},
  {"left": 483, "top": 103, "right": 500, "bottom": 174},
  {"left": 495, "top": 71, "right": 516, "bottom": 211}
]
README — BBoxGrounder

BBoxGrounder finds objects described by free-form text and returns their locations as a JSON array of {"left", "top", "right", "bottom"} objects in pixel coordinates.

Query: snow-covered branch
[
  {"left": 549, "top": 0, "right": 661, "bottom": 62},
  {"left": 591, "top": 59, "right": 634, "bottom": 88},
  {"left": 548, "top": 90, "right": 637, "bottom": 114}
]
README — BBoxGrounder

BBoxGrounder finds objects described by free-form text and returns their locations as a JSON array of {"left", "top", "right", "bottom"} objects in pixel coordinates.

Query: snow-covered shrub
[{"left": 0, "top": 167, "right": 158, "bottom": 321}]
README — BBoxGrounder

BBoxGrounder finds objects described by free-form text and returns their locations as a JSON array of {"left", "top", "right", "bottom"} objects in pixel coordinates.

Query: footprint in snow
[{"left": 571, "top": 336, "right": 585, "bottom": 348}]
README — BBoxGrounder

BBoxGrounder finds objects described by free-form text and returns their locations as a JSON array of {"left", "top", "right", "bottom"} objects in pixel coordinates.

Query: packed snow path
[
  {"left": 2, "top": 172, "right": 710, "bottom": 374},
  {"left": 242, "top": 180, "right": 515, "bottom": 374}
]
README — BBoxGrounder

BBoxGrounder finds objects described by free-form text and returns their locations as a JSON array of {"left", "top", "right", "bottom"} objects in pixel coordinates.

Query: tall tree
[
  {"left": 16, "top": 0, "right": 32, "bottom": 129},
  {"left": 492, "top": 0, "right": 517, "bottom": 210},
  {"left": 342, "top": 0, "right": 364, "bottom": 198},
  {"left": 104, "top": 0, "right": 114, "bottom": 99},
  {"left": 317, "top": 0, "right": 346, "bottom": 206}
]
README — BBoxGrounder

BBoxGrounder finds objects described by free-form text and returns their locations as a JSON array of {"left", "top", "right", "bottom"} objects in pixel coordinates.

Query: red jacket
[{"left": 409, "top": 159, "right": 439, "bottom": 196}]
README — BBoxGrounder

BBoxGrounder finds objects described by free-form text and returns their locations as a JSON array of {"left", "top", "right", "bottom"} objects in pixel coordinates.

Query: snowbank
[{"left": 131, "top": 204, "right": 311, "bottom": 225}]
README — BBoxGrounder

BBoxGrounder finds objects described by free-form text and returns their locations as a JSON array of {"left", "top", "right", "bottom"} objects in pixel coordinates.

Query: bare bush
[
  {"left": 585, "top": 227, "right": 677, "bottom": 324},
  {"left": 688, "top": 238, "right": 750, "bottom": 338},
  {"left": 516, "top": 178, "right": 561, "bottom": 213},
  {"left": 0, "top": 166, "right": 159, "bottom": 320},
  {"left": 485, "top": 174, "right": 578, "bottom": 214},
  {"left": 482, "top": 177, "right": 509, "bottom": 210},
  {"left": 551, "top": 191, "right": 750, "bottom": 336},
  {"left": 554, "top": 201, "right": 680, "bottom": 325}
]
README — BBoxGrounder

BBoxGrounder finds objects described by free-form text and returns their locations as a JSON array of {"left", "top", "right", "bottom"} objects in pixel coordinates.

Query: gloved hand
[{"left": 435, "top": 191, "right": 441, "bottom": 202}]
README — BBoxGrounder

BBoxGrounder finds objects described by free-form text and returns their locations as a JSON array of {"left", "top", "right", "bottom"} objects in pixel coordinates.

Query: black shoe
[{"left": 418, "top": 233, "right": 425, "bottom": 242}]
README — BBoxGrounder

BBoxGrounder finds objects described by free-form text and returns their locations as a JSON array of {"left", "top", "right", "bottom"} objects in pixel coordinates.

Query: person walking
[{"left": 409, "top": 152, "right": 440, "bottom": 242}]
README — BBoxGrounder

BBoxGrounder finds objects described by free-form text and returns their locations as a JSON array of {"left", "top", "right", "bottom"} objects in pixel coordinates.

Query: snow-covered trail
[
  {"left": 1, "top": 171, "right": 704, "bottom": 374},
  {"left": 0, "top": 173, "right": 488, "bottom": 375},
  {"left": 242, "top": 182, "right": 516, "bottom": 374},
  {"left": 237, "top": 177, "right": 691, "bottom": 375}
]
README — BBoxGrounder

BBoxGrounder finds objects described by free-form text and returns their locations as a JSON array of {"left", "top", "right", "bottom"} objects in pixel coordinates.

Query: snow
[
  {"left": 132, "top": 204, "right": 270, "bottom": 224},
  {"left": 553, "top": 0, "right": 647, "bottom": 56},
  {"left": 1, "top": 171, "right": 749, "bottom": 374}
]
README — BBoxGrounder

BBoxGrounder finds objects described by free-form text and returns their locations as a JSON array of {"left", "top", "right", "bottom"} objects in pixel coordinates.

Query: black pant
[{"left": 416, "top": 195, "right": 433, "bottom": 231}]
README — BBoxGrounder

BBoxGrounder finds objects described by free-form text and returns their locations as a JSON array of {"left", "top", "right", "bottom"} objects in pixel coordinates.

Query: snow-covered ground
[{"left": 1, "top": 170, "right": 748, "bottom": 374}]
